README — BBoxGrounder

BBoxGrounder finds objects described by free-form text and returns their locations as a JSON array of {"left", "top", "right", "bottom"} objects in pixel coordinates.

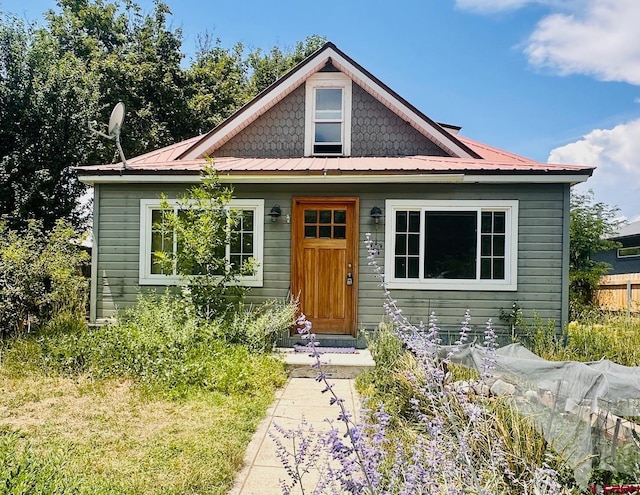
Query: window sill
[
  {"left": 385, "top": 279, "right": 517, "bottom": 291},
  {"left": 138, "top": 276, "right": 263, "bottom": 288}
]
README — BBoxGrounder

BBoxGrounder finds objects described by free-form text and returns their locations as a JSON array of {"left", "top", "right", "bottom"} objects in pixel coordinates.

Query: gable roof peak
[{"left": 179, "top": 41, "right": 481, "bottom": 161}]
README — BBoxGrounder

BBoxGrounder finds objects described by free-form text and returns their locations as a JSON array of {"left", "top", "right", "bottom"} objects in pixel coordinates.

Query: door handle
[{"left": 346, "top": 272, "right": 353, "bottom": 286}]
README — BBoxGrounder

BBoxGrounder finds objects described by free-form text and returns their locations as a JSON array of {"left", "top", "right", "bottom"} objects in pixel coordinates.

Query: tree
[
  {"left": 1, "top": 0, "right": 325, "bottom": 230},
  {"left": 0, "top": 220, "right": 89, "bottom": 336},
  {"left": 186, "top": 37, "right": 251, "bottom": 132},
  {"left": 247, "top": 35, "right": 326, "bottom": 94},
  {"left": 156, "top": 168, "right": 256, "bottom": 320},
  {"left": 0, "top": 14, "right": 99, "bottom": 230},
  {"left": 569, "top": 190, "right": 623, "bottom": 317},
  {"left": 46, "top": 0, "right": 195, "bottom": 161}
]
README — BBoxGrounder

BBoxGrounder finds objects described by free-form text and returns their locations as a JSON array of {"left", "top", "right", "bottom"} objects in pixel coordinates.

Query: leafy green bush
[
  {"left": 0, "top": 220, "right": 89, "bottom": 336},
  {"left": 569, "top": 192, "right": 622, "bottom": 318}
]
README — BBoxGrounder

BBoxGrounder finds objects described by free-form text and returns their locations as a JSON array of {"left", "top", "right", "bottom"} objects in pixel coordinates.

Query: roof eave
[{"left": 76, "top": 168, "right": 593, "bottom": 185}]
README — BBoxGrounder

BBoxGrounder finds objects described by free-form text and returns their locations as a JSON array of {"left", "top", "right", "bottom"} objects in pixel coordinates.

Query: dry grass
[{"left": 0, "top": 372, "right": 274, "bottom": 494}]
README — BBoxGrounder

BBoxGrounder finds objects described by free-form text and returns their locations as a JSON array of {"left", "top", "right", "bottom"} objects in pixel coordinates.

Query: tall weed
[
  {"left": 218, "top": 299, "right": 297, "bottom": 352},
  {"left": 29, "top": 292, "right": 289, "bottom": 396},
  {"left": 536, "top": 314, "right": 640, "bottom": 365}
]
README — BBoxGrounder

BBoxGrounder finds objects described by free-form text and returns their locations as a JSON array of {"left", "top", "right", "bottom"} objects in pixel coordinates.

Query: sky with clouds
[{"left": 2, "top": 0, "right": 639, "bottom": 221}]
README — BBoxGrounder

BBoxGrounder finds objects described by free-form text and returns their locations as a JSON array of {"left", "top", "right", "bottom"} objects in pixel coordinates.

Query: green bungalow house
[{"left": 76, "top": 42, "right": 594, "bottom": 344}]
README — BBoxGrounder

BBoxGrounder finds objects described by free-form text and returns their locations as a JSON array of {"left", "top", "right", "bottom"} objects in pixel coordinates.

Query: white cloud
[
  {"left": 456, "top": 0, "right": 640, "bottom": 85},
  {"left": 548, "top": 119, "right": 640, "bottom": 220},
  {"left": 525, "top": 0, "right": 640, "bottom": 84}
]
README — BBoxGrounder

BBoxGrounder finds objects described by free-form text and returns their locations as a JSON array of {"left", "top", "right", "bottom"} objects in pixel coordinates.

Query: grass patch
[
  {"left": 0, "top": 375, "right": 276, "bottom": 493},
  {"left": 0, "top": 292, "right": 293, "bottom": 494},
  {"left": 522, "top": 313, "right": 640, "bottom": 365}
]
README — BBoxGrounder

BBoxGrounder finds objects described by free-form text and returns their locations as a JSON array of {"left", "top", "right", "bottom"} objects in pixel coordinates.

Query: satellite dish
[
  {"left": 89, "top": 101, "right": 128, "bottom": 169},
  {"left": 108, "top": 101, "right": 125, "bottom": 137}
]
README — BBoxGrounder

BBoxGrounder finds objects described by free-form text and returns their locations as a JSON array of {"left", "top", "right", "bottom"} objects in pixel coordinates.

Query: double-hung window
[
  {"left": 139, "top": 198, "right": 264, "bottom": 286},
  {"left": 305, "top": 72, "right": 352, "bottom": 156},
  {"left": 385, "top": 200, "right": 518, "bottom": 291}
]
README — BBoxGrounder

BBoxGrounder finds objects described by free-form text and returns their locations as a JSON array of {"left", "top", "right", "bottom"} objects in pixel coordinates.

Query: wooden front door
[{"left": 291, "top": 197, "right": 359, "bottom": 335}]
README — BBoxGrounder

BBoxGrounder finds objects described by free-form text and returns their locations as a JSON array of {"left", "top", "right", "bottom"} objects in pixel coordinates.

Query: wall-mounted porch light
[
  {"left": 370, "top": 206, "right": 383, "bottom": 224},
  {"left": 268, "top": 204, "right": 282, "bottom": 222}
]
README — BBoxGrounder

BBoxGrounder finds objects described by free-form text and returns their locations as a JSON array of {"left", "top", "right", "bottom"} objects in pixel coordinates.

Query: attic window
[
  {"left": 305, "top": 72, "right": 352, "bottom": 156},
  {"left": 314, "top": 88, "right": 343, "bottom": 154}
]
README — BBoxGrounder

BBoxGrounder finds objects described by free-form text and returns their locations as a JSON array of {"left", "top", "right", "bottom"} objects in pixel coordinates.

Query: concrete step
[{"left": 277, "top": 347, "right": 375, "bottom": 379}]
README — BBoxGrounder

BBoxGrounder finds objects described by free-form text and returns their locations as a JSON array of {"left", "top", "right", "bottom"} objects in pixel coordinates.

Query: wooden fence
[{"left": 595, "top": 273, "right": 640, "bottom": 313}]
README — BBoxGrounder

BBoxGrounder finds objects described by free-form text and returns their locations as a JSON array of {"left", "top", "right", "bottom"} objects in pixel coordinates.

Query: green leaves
[
  {"left": 157, "top": 168, "right": 251, "bottom": 320},
  {"left": 0, "top": 220, "right": 89, "bottom": 336},
  {"left": 1, "top": 1, "right": 324, "bottom": 230},
  {"left": 569, "top": 190, "right": 623, "bottom": 316}
]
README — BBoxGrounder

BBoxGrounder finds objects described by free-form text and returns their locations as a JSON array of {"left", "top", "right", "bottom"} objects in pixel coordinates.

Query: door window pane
[
  {"left": 305, "top": 210, "right": 317, "bottom": 223},
  {"left": 319, "top": 210, "right": 332, "bottom": 223},
  {"left": 303, "top": 206, "right": 349, "bottom": 239}
]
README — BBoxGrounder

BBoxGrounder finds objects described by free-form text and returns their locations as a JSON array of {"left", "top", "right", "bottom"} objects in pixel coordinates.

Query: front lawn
[{"left": 0, "top": 294, "right": 292, "bottom": 494}]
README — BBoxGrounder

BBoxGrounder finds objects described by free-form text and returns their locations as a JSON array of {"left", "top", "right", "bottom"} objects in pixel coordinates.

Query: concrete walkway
[{"left": 229, "top": 350, "right": 372, "bottom": 494}]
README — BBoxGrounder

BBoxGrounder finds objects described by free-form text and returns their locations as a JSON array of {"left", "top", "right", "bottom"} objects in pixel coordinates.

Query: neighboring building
[
  {"left": 593, "top": 221, "right": 640, "bottom": 275},
  {"left": 76, "top": 42, "right": 594, "bottom": 344}
]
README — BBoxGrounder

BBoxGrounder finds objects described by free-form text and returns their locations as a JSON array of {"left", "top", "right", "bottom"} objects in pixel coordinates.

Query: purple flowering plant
[{"left": 271, "top": 233, "right": 567, "bottom": 494}]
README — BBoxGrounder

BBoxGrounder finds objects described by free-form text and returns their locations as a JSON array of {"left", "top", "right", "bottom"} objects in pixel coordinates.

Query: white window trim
[
  {"left": 384, "top": 199, "right": 519, "bottom": 291},
  {"left": 617, "top": 246, "right": 640, "bottom": 258},
  {"left": 304, "top": 72, "right": 352, "bottom": 156},
  {"left": 139, "top": 198, "right": 264, "bottom": 287}
]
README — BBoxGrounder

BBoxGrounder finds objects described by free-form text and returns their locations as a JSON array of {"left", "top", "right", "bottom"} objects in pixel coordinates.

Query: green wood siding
[{"left": 94, "top": 182, "right": 569, "bottom": 341}]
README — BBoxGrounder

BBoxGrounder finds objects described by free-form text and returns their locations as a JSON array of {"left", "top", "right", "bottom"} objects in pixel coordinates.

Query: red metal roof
[{"left": 77, "top": 151, "right": 591, "bottom": 177}]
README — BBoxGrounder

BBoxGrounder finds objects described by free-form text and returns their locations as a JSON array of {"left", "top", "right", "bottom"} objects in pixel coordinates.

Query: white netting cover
[{"left": 440, "top": 343, "right": 640, "bottom": 487}]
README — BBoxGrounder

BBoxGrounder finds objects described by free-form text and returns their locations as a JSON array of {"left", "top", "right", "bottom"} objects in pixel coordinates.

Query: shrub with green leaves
[
  {"left": 220, "top": 299, "right": 297, "bottom": 352},
  {"left": 0, "top": 220, "right": 89, "bottom": 336}
]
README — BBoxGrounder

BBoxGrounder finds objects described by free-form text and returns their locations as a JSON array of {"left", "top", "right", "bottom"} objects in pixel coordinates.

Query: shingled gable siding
[
  {"left": 214, "top": 80, "right": 450, "bottom": 159},
  {"left": 351, "top": 84, "right": 450, "bottom": 157},
  {"left": 95, "top": 182, "right": 568, "bottom": 340},
  {"left": 215, "top": 85, "right": 305, "bottom": 157}
]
